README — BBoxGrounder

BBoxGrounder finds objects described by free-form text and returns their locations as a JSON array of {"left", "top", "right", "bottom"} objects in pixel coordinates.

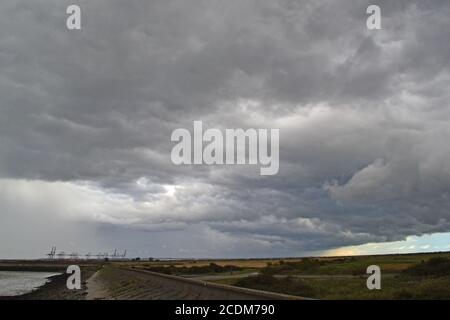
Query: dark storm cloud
[{"left": 1, "top": 0, "right": 450, "bottom": 258}]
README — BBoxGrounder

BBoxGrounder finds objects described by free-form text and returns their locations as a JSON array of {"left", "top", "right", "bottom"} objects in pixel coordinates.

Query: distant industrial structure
[
  {"left": 44, "top": 246, "right": 127, "bottom": 260},
  {"left": 46, "top": 246, "right": 56, "bottom": 259}
]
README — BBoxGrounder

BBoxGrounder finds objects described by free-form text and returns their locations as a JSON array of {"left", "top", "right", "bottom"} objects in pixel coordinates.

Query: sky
[{"left": 1, "top": 0, "right": 450, "bottom": 259}]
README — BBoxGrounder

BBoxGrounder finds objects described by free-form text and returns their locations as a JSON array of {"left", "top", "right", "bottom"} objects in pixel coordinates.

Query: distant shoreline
[{"left": 0, "top": 266, "right": 66, "bottom": 273}]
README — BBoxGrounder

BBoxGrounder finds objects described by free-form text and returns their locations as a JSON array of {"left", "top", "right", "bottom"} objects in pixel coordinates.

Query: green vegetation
[
  {"left": 403, "top": 257, "right": 450, "bottom": 277},
  {"left": 261, "top": 258, "right": 328, "bottom": 275},
  {"left": 235, "top": 275, "right": 316, "bottom": 297},
  {"left": 215, "top": 273, "right": 450, "bottom": 300},
  {"left": 209, "top": 252, "right": 450, "bottom": 299},
  {"left": 142, "top": 262, "right": 242, "bottom": 275},
  {"left": 120, "top": 252, "right": 450, "bottom": 299},
  {"left": 260, "top": 252, "right": 450, "bottom": 276}
]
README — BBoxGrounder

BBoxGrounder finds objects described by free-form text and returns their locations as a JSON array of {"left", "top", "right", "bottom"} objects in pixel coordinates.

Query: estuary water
[{"left": 0, "top": 271, "right": 61, "bottom": 296}]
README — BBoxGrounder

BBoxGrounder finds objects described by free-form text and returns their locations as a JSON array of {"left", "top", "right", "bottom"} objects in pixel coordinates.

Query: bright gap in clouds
[
  {"left": 321, "top": 233, "right": 450, "bottom": 257},
  {"left": 164, "top": 185, "right": 177, "bottom": 198}
]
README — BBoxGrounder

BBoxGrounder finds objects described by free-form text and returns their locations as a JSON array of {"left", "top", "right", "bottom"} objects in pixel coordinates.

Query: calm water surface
[{"left": 0, "top": 271, "right": 61, "bottom": 296}]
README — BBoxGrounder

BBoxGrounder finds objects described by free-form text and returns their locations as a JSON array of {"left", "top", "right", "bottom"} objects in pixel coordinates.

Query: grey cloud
[{"left": 1, "top": 0, "right": 450, "bottom": 258}]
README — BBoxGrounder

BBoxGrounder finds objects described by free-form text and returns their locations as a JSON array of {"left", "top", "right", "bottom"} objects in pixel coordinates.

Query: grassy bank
[{"left": 208, "top": 254, "right": 450, "bottom": 299}]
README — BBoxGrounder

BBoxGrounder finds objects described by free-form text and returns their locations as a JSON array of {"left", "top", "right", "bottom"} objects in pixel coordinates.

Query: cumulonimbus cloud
[{"left": 1, "top": 0, "right": 450, "bottom": 257}]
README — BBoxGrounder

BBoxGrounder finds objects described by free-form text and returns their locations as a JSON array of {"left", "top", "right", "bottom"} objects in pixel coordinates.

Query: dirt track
[{"left": 86, "top": 267, "right": 306, "bottom": 300}]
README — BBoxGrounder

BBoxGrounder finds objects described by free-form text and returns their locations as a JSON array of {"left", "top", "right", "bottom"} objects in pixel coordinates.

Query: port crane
[{"left": 46, "top": 246, "right": 56, "bottom": 259}]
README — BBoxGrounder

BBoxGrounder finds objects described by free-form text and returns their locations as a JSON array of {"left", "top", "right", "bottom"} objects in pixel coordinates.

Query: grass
[
  {"left": 112, "top": 251, "right": 450, "bottom": 299},
  {"left": 260, "top": 252, "right": 450, "bottom": 275},
  {"left": 203, "top": 252, "right": 450, "bottom": 299},
  {"left": 117, "top": 251, "right": 450, "bottom": 274},
  {"left": 235, "top": 275, "right": 316, "bottom": 297},
  {"left": 137, "top": 263, "right": 244, "bottom": 275},
  {"left": 117, "top": 258, "right": 295, "bottom": 268},
  {"left": 213, "top": 274, "right": 450, "bottom": 299},
  {"left": 403, "top": 257, "right": 450, "bottom": 277}
]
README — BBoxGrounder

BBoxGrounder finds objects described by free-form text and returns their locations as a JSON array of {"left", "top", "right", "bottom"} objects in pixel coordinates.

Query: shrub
[
  {"left": 404, "top": 257, "right": 450, "bottom": 277},
  {"left": 235, "top": 275, "right": 315, "bottom": 297},
  {"left": 144, "top": 263, "right": 242, "bottom": 275}
]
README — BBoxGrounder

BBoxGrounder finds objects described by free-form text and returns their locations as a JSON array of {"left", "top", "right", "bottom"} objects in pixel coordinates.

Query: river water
[{"left": 0, "top": 271, "right": 61, "bottom": 296}]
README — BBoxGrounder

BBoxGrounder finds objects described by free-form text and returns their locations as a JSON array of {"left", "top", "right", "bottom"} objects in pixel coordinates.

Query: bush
[
  {"left": 235, "top": 275, "right": 315, "bottom": 297},
  {"left": 404, "top": 257, "right": 450, "bottom": 277},
  {"left": 144, "top": 263, "right": 242, "bottom": 275},
  {"left": 261, "top": 258, "right": 324, "bottom": 275}
]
